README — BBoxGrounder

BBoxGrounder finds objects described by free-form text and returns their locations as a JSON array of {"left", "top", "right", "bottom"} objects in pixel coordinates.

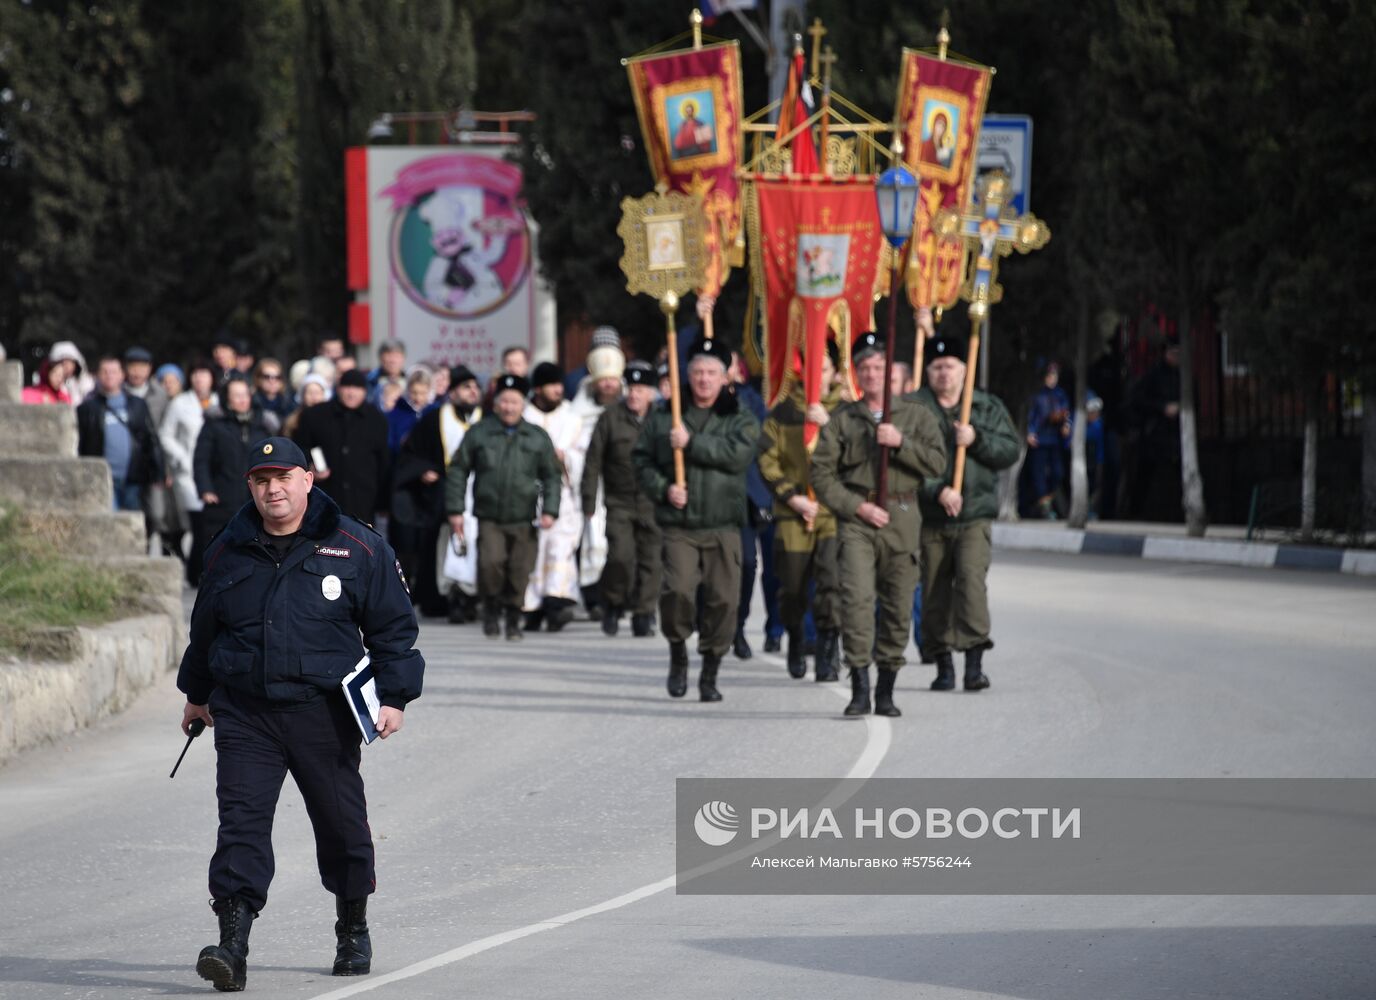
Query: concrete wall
[
  {"left": 0, "top": 615, "right": 179, "bottom": 763},
  {"left": 0, "top": 358, "right": 183, "bottom": 764}
]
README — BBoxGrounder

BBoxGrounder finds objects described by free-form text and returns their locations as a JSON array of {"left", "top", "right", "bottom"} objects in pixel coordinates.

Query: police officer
[
  {"left": 582, "top": 360, "right": 662, "bottom": 637},
  {"left": 906, "top": 333, "right": 1019, "bottom": 690},
  {"left": 632, "top": 339, "right": 759, "bottom": 701},
  {"left": 758, "top": 340, "right": 846, "bottom": 681},
  {"left": 177, "top": 437, "right": 424, "bottom": 992},
  {"left": 445, "top": 373, "right": 560, "bottom": 641},
  {"left": 811, "top": 333, "right": 946, "bottom": 717}
]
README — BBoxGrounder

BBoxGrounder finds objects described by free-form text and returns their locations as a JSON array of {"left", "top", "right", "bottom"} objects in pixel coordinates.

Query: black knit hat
[{"left": 449, "top": 364, "right": 478, "bottom": 387}]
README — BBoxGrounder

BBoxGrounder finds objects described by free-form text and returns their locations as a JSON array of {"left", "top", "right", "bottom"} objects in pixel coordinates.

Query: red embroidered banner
[
  {"left": 626, "top": 42, "right": 744, "bottom": 301},
  {"left": 894, "top": 50, "right": 992, "bottom": 310},
  {"left": 753, "top": 179, "right": 883, "bottom": 444}
]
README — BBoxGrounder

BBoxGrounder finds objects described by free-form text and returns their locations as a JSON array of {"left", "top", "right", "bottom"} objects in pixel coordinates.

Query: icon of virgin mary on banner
[
  {"left": 626, "top": 41, "right": 744, "bottom": 304},
  {"left": 894, "top": 49, "right": 992, "bottom": 312}
]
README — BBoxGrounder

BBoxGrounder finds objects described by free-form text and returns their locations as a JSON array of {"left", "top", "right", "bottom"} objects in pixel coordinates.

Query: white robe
[
  {"left": 523, "top": 400, "right": 583, "bottom": 609},
  {"left": 437, "top": 404, "right": 481, "bottom": 597},
  {"left": 566, "top": 379, "right": 613, "bottom": 588}
]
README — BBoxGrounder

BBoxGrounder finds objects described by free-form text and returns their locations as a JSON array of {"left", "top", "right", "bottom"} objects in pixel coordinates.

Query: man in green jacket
[
  {"left": 757, "top": 341, "right": 846, "bottom": 682},
  {"left": 812, "top": 333, "right": 946, "bottom": 718},
  {"left": 581, "top": 360, "right": 662, "bottom": 638},
  {"left": 632, "top": 339, "right": 759, "bottom": 702},
  {"left": 446, "top": 374, "right": 560, "bottom": 641},
  {"left": 905, "top": 333, "right": 1020, "bottom": 691}
]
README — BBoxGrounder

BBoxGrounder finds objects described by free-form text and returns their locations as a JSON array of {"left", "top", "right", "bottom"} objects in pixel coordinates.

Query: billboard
[{"left": 346, "top": 146, "right": 556, "bottom": 372}]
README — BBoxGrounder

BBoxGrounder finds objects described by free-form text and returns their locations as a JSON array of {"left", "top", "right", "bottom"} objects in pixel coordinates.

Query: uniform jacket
[
  {"left": 292, "top": 397, "right": 391, "bottom": 522},
  {"left": 632, "top": 391, "right": 759, "bottom": 531},
  {"left": 906, "top": 387, "right": 1019, "bottom": 524},
  {"left": 757, "top": 382, "right": 845, "bottom": 530},
  {"left": 176, "top": 487, "right": 424, "bottom": 709},
  {"left": 193, "top": 410, "right": 273, "bottom": 534},
  {"left": 581, "top": 401, "right": 654, "bottom": 517},
  {"left": 76, "top": 390, "right": 166, "bottom": 485},
  {"left": 810, "top": 398, "right": 947, "bottom": 522},
  {"left": 445, "top": 414, "right": 560, "bottom": 523}
]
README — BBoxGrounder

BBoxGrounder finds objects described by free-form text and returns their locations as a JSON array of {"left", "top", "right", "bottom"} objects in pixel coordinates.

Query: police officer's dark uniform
[
  {"left": 580, "top": 360, "right": 662, "bottom": 637},
  {"left": 632, "top": 339, "right": 759, "bottom": 701},
  {"left": 811, "top": 333, "right": 946, "bottom": 717},
  {"left": 905, "top": 334, "right": 1019, "bottom": 690},
  {"left": 177, "top": 437, "right": 424, "bottom": 991},
  {"left": 444, "top": 374, "right": 561, "bottom": 641}
]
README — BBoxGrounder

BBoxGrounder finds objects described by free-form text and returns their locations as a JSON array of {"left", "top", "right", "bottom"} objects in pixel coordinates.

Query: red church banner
[
  {"left": 626, "top": 42, "right": 744, "bottom": 301},
  {"left": 894, "top": 50, "right": 992, "bottom": 311},
  {"left": 752, "top": 178, "right": 883, "bottom": 444}
]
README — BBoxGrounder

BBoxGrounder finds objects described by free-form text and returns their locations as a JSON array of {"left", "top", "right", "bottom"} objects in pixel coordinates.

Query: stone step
[
  {"left": 74, "top": 554, "right": 185, "bottom": 624},
  {"left": 34, "top": 509, "right": 148, "bottom": 558},
  {"left": 0, "top": 401, "right": 78, "bottom": 457},
  {"left": 0, "top": 457, "right": 113, "bottom": 513},
  {"left": 0, "top": 361, "right": 20, "bottom": 403}
]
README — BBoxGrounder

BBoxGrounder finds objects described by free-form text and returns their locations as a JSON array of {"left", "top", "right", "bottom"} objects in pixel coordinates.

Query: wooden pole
[
  {"left": 662, "top": 292, "right": 686, "bottom": 487},
  {"left": 951, "top": 313, "right": 982, "bottom": 493}
]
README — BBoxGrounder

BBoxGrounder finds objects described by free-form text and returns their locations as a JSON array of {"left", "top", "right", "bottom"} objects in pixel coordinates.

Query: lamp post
[{"left": 873, "top": 154, "right": 918, "bottom": 506}]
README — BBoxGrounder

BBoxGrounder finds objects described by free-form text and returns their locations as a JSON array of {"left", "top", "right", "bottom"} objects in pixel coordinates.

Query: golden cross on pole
[
  {"left": 807, "top": 17, "right": 828, "bottom": 80},
  {"left": 818, "top": 46, "right": 837, "bottom": 174},
  {"left": 932, "top": 171, "right": 1051, "bottom": 491}
]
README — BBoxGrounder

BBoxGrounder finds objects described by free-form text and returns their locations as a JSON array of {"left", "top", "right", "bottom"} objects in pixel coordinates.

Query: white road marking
[{"left": 309, "top": 656, "right": 892, "bottom": 999}]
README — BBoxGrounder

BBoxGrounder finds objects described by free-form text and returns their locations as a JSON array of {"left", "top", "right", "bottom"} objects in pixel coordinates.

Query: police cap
[{"left": 245, "top": 437, "right": 309, "bottom": 477}]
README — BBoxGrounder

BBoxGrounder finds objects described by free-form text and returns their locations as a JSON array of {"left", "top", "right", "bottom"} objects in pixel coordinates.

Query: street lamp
[{"left": 872, "top": 152, "right": 918, "bottom": 506}]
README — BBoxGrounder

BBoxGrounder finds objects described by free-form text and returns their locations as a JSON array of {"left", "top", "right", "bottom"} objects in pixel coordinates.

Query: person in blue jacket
[{"left": 177, "top": 436, "right": 424, "bottom": 991}]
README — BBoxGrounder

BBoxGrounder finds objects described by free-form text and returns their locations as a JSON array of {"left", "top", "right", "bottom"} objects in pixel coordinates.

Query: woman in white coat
[{"left": 160, "top": 361, "right": 217, "bottom": 585}]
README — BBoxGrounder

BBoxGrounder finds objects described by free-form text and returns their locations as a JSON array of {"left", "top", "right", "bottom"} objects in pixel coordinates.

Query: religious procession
[{"left": 2, "top": 2, "right": 1372, "bottom": 998}]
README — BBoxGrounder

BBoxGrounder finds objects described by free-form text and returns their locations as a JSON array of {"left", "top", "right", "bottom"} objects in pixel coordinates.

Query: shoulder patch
[{"left": 316, "top": 546, "right": 352, "bottom": 558}]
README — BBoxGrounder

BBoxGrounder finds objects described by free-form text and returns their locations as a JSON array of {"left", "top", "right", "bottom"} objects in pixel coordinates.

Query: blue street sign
[{"left": 975, "top": 114, "right": 1033, "bottom": 215}]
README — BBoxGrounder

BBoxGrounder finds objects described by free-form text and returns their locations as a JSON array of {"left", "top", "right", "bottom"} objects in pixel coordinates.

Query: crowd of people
[{"left": 23, "top": 322, "right": 1020, "bottom": 718}]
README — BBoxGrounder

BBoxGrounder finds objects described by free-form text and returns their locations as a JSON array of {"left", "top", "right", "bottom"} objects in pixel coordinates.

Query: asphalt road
[{"left": 2, "top": 551, "right": 1373, "bottom": 999}]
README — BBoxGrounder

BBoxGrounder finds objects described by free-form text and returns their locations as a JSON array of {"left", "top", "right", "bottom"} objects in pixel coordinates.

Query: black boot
[
  {"left": 197, "top": 896, "right": 255, "bottom": 992},
  {"left": 763, "top": 633, "right": 782, "bottom": 653},
  {"left": 785, "top": 627, "right": 807, "bottom": 679},
  {"left": 931, "top": 652, "right": 956, "bottom": 691},
  {"left": 964, "top": 647, "right": 991, "bottom": 691},
  {"left": 545, "top": 599, "right": 575, "bottom": 632},
  {"left": 481, "top": 599, "right": 501, "bottom": 639},
  {"left": 505, "top": 606, "right": 524, "bottom": 642},
  {"left": 844, "top": 667, "right": 871, "bottom": 716},
  {"left": 667, "top": 641, "right": 689, "bottom": 698},
  {"left": 699, "top": 653, "right": 723, "bottom": 702},
  {"left": 732, "top": 626, "right": 752, "bottom": 660},
  {"left": 631, "top": 613, "right": 655, "bottom": 637},
  {"left": 601, "top": 606, "right": 621, "bottom": 637},
  {"left": 814, "top": 629, "right": 840, "bottom": 682},
  {"left": 874, "top": 668, "right": 902, "bottom": 717},
  {"left": 332, "top": 897, "right": 372, "bottom": 976}
]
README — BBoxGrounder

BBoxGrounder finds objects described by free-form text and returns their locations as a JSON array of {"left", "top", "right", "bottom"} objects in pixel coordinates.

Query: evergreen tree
[{"left": 295, "top": 0, "right": 476, "bottom": 342}]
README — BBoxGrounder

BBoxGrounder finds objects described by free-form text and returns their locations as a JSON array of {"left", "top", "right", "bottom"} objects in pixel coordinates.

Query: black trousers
[{"left": 208, "top": 687, "right": 374, "bottom": 912}]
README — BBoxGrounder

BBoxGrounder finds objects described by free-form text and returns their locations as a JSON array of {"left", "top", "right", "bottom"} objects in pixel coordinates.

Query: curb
[
  {"left": 0, "top": 614, "right": 178, "bottom": 765},
  {"left": 992, "top": 523, "right": 1376, "bottom": 578}
]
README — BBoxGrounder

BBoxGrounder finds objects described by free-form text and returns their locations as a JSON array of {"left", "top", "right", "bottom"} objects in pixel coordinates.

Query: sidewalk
[{"left": 992, "top": 519, "right": 1376, "bottom": 577}]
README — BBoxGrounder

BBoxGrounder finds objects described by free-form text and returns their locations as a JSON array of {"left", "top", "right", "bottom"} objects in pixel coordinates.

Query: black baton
[{"left": 170, "top": 718, "right": 207, "bottom": 778}]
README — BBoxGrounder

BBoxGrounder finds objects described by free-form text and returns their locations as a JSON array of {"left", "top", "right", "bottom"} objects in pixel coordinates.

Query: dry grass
[{"left": 0, "top": 506, "right": 135, "bottom": 659}]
